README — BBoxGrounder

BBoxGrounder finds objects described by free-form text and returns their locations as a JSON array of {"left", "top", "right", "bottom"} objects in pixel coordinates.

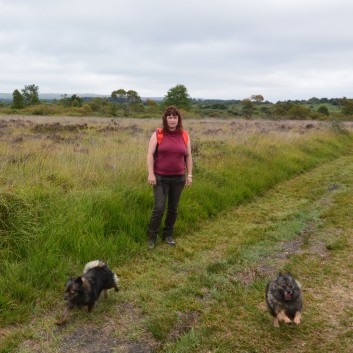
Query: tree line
[
  {"left": 9, "top": 84, "right": 192, "bottom": 111},
  {"left": 4, "top": 83, "right": 353, "bottom": 119}
]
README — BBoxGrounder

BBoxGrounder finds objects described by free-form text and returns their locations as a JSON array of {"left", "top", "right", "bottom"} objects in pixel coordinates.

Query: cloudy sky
[{"left": 1, "top": 0, "right": 352, "bottom": 102}]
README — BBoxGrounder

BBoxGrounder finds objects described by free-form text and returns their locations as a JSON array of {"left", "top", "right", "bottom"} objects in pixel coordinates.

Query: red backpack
[
  {"left": 156, "top": 128, "right": 188, "bottom": 145},
  {"left": 154, "top": 128, "right": 188, "bottom": 160}
]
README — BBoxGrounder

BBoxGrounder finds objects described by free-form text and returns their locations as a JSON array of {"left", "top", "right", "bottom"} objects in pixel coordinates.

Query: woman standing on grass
[{"left": 146, "top": 105, "right": 193, "bottom": 249}]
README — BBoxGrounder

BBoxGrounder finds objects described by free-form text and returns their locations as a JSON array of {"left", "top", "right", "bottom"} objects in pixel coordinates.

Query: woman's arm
[
  {"left": 147, "top": 132, "right": 157, "bottom": 185},
  {"left": 185, "top": 137, "right": 193, "bottom": 186}
]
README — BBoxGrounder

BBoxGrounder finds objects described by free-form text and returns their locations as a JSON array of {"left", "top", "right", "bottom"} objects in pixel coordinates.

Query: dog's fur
[
  {"left": 266, "top": 272, "right": 302, "bottom": 327},
  {"left": 56, "top": 260, "right": 119, "bottom": 325}
]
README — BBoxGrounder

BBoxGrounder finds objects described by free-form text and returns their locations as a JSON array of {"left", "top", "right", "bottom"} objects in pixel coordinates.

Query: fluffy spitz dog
[
  {"left": 266, "top": 272, "right": 302, "bottom": 327},
  {"left": 56, "top": 260, "right": 119, "bottom": 326}
]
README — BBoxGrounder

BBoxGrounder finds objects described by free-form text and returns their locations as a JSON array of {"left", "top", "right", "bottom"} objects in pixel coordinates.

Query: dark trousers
[{"left": 147, "top": 175, "right": 185, "bottom": 242}]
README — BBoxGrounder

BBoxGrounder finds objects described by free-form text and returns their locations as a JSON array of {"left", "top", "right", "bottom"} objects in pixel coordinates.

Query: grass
[
  {"left": 0, "top": 117, "right": 353, "bottom": 352},
  {"left": 166, "top": 158, "right": 353, "bottom": 352},
  {"left": 157, "top": 154, "right": 353, "bottom": 352},
  {"left": 4, "top": 151, "right": 352, "bottom": 352}
]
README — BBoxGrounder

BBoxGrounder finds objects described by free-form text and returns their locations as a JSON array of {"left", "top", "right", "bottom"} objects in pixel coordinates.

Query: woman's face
[{"left": 166, "top": 114, "right": 179, "bottom": 131}]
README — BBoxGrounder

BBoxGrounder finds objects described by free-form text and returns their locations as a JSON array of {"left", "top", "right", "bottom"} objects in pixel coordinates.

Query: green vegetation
[
  {"left": 162, "top": 84, "right": 192, "bottom": 110},
  {"left": 0, "top": 117, "right": 352, "bottom": 341},
  {"left": 11, "top": 84, "right": 39, "bottom": 109},
  {"left": 160, "top": 155, "right": 353, "bottom": 353},
  {"left": 11, "top": 89, "right": 24, "bottom": 109},
  {"left": 1, "top": 123, "right": 352, "bottom": 352},
  {"left": 1, "top": 84, "right": 353, "bottom": 120}
]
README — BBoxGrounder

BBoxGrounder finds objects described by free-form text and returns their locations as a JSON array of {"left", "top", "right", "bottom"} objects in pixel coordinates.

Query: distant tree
[
  {"left": 87, "top": 97, "right": 110, "bottom": 113},
  {"left": 145, "top": 98, "right": 158, "bottom": 107},
  {"left": 111, "top": 89, "right": 127, "bottom": 103},
  {"left": 272, "top": 101, "right": 292, "bottom": 117},
  {"left": 241, "top": 98, "right": 254, "bottom": 119},
  {"left": 317, "top": 105, "right": 330, "bottom": 116},
  {"left": 146, "top": 98, "right": 159, "bottom": 113},
  {"left": 308, "top": 97, "right": 320, "bottom": 104},
  {"left": 60, "top": 94, "right": 83, "bottom": 107},
  {"left": 163, "top": 84, "right": 192, "bottom": 110},
  {"left": 70, "top": 94, "right": 83, "bottom": 107},
  {"left": 288, "top": 104, "right": 311, "bottom": 119},
  {"left": 125, "top": 90, "right": 142, "bottom": 114},
  {"left": 339, "top": 97, "right": 353, "bottom": 115},
  {"left": 12, "top": 89, "right": 24, "bottom": 109},
  {"left": 250, "top": 94, "right": 264, "bottom": 103},
  {"left": 126, "top": 90, "right": 142, "bottom": 106},
  {"left": 21, "top": 84, "right": 39, "bottom": 106},
  {"left": 59, "top": 94, "right": 70, "bottom": 107},
  {"left": 210, "top": 103, "right": 227, "bottom": 110},
  {"left": 329, "top": 98, "right": 340, "bottom": 106}
]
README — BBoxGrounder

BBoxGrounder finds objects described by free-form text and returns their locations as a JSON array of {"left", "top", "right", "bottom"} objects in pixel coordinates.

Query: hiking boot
[
  {"left": 148, "top": 240, "right": 155, "bottom": 250},
  {"left": 164, "top": 236, "right": 176, "bottom": 247}
]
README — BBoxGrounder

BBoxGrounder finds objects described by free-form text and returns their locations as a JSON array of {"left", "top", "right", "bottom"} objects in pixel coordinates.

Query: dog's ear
[
  {"left": 81, "top": 276, "right": 91, "bottom": 289},
  {"left": 65, "top": 278, "right": 74, "bottom": 288},
  {"left": 278, "top": 271, "right": 283, "bottom": 277},
  {"left": 75, "top": 276, "right": 84, "bottom": 284}
]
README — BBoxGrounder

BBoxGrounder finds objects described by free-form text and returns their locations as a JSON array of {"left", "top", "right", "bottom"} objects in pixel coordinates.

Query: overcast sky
[{"left": 1, "top": 0, "right": 352, "bottom": 102}]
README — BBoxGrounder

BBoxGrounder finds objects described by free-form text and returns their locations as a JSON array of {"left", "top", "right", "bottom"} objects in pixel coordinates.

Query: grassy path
[{"left": 4, "top": 152, "right": 353, "bottom": 353}]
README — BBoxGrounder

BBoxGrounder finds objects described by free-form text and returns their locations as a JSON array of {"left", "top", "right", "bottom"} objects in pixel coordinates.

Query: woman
[{"left": 146, "top": 105, "right": 192, "bottom": 249}]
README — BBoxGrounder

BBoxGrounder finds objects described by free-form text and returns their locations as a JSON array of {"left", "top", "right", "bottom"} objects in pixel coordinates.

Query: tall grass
[{"left": 0, "top": 117, "right": 352, "bottom": 325}]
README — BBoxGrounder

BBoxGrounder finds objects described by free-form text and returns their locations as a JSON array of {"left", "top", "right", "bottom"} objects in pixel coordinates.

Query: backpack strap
[
  {"left": 182, "top": 130, "right": 189, "bottom": 146},
  {"left": 156, "top": 128, "right": 164, "bottom": 145},
  {"left": 154, "top": 128, "right": 162, "bottom": 160}
]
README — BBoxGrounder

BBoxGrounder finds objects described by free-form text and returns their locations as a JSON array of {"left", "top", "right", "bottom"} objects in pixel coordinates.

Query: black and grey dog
[
  {"left": 56, "top": 260, "right": 119, "bottom": 325},
  {"left": 266, "top": 272, "right": 302, "bottom": 327}
]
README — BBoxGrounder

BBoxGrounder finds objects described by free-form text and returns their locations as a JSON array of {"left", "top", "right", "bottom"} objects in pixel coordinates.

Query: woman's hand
[
  {"left": 148, "top": 173, "right": 157, "bottom": 186},
  {"left": 185, "top": 175, "right": 192, "bottom": 186}
]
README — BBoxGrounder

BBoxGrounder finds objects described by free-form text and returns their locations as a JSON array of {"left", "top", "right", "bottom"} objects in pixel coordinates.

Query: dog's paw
[
  {"left": 293, "top": 316, "right": 302, "bottom": 325},
  {"left": 284, "top": 317, "right": 292, "bottom": 324},
  {"left": 293, "top": 311, "right": 302, "bottom": 325}
]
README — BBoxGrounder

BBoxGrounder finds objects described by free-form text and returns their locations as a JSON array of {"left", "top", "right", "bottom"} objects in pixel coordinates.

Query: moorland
[{"left": 0, "top": 116, "right": 353, "bottom": 352}]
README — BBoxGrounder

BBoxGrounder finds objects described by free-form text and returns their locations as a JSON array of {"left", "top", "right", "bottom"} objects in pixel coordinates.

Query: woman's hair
[{"left": 162, "top": 105, "right": 183, "bottom": 132}]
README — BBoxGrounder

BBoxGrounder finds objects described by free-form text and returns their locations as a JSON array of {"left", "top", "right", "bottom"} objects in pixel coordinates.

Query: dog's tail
[{"left": 83, "top": 260, "right": 106, "bottom": 274}]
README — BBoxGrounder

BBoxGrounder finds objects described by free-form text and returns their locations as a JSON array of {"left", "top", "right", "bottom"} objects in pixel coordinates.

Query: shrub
[{"left": 317, "top": 106, "right": 330, "bottom": 116}]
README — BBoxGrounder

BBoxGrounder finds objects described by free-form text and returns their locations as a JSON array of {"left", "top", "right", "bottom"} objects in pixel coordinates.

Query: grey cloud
[{"left": 1, "top": 0, "right": 353, "bottom": 101}]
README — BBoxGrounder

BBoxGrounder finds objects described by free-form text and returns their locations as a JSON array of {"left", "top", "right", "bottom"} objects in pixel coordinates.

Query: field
[{"left": 0, "top": 116, "right": 353, "bottom": 352}]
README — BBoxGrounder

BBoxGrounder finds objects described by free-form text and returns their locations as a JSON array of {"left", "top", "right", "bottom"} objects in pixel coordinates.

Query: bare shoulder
[{"left": 150, "top": 132, "right": 157, "bottom": 142}]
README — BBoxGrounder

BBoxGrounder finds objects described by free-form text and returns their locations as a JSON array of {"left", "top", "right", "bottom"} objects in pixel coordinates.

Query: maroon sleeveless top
[{"left": 154, "top": 130, "right": 187, "bottom": 176}]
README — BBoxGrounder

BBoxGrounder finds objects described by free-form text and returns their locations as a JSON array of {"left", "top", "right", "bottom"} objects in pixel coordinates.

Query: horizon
[{"left": 0, "top": 92, "right": 350, "bottom": 104}]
